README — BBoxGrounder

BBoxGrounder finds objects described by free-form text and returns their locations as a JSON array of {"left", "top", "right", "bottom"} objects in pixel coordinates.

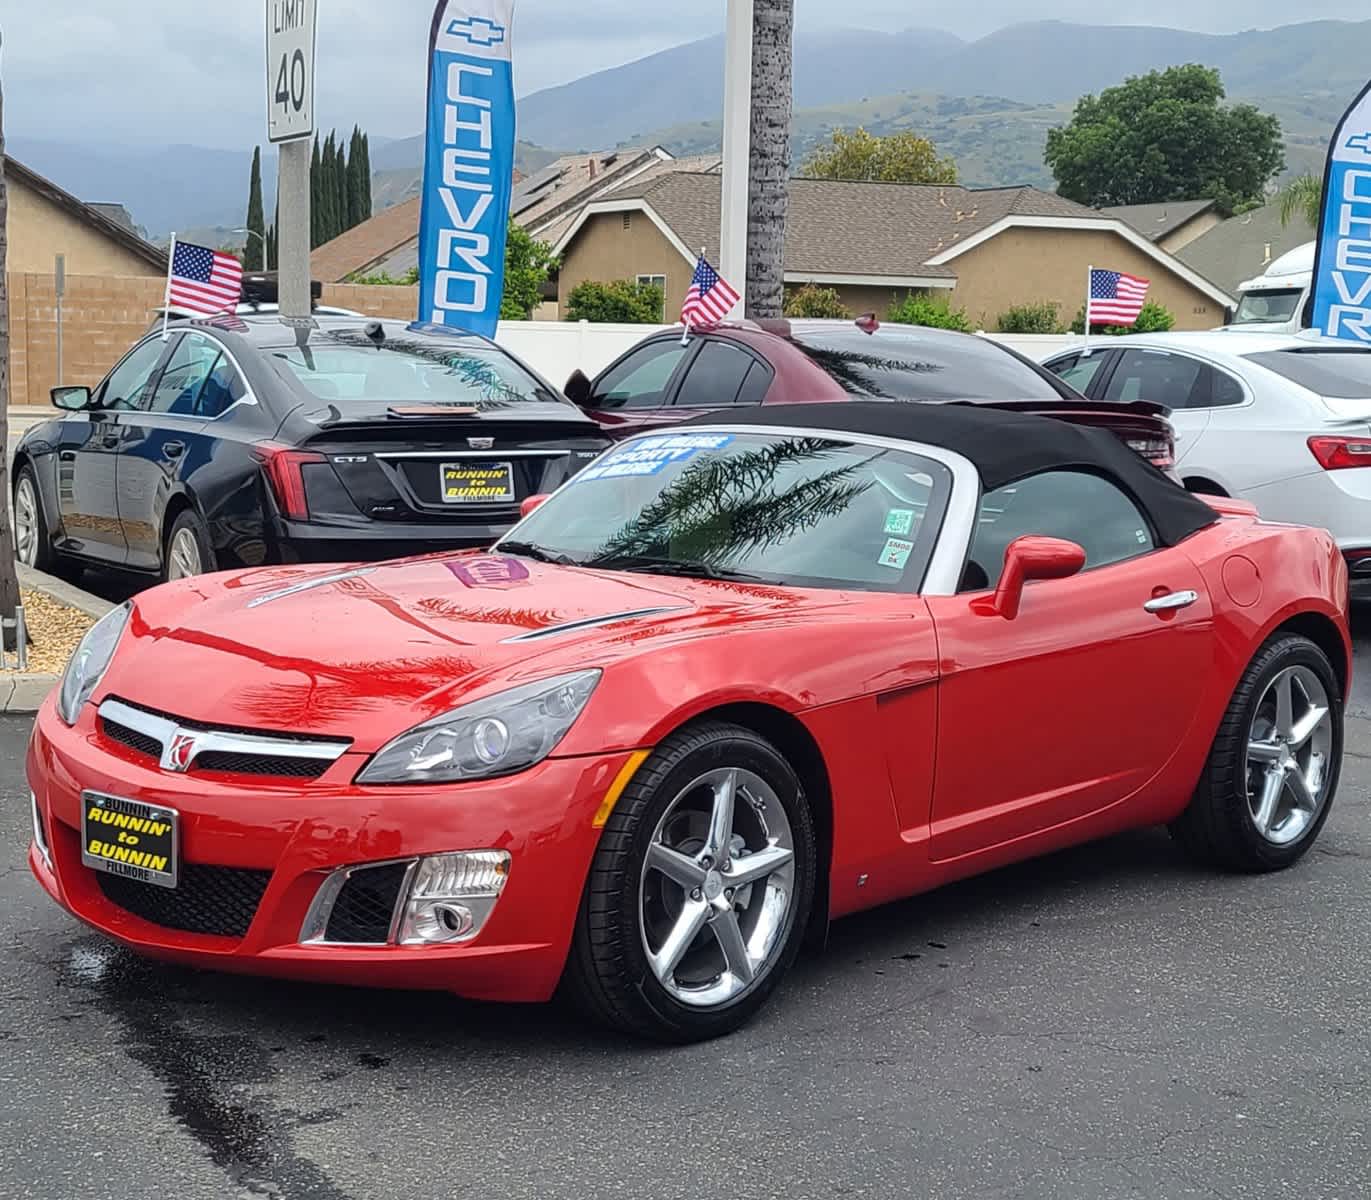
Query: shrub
[
  {"left": 1069, "top": 299, "right": 1177, "bottom": 336},
  {"left": 887, "top": 292, "right": 972, "bottom": 332},
  {"left": 997, "top": 301, "right": 1064, "bottom": 334},
  {"left": 564, "top": 279, "right": 666, "bottom": 324},
  {"left": 783, "top": 283, "right": 851, "bottom": 319}
]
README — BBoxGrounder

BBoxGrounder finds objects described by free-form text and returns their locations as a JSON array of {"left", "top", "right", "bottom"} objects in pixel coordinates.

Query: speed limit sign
[{"left": 266, "top": 0, "right": 316, "bottom": 143}]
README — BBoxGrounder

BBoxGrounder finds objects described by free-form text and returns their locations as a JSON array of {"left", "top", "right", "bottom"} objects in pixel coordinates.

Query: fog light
[
  {"left": 398, "top": 851, "right": 509, "bottom": 945},
  {"left": 30, "top": 792, "right": 51, "bottom": 869}
]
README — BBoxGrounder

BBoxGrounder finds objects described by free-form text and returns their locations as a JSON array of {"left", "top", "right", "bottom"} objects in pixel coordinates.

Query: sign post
[{"left": 266, "top": 0, "right": 317, "bottom": 319}]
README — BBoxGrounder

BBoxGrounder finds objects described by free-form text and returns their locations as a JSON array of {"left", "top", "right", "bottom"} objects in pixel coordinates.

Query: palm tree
[
  {"left": 0, "top": 29, "right": 21, "bottom": 653},
  {"left": 1279, "top": 173, "right": 1323, "bottom": 230},
  {"left": 745, "top": 0, "right": 794, "bottom": 319}
]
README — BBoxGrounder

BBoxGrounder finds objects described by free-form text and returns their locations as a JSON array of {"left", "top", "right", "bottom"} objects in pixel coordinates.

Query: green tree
[
  {"left": 309, "top": 135, "right": 322, "bottom": 247},
  {"left": 1070, "top": 299, "right": 1176, "bottom": 335},
  {"left": 997, "top": 301, "right": 1064, "bottom": 334},
  {"left": 359, "top": 132, "right": 372, "bottom": 220},
  {"left": 1279, "top": 172, "right": 1322, "bottom": 230},
  {"left": 1045, "top": 64, "right": 1284, "bottom": 214},
  {"left": 319, "top": 133, "right": 338, "bottom": 242},
  {"left": 347, "top": 126, "right": 366, "bottom": 228},
  {"left": 784, "top": 283, "right": 851, "bottom": 318},
  {"left": 564, "top": 279, "right": 665, "bottom": 324},
  {"left": 501, "top": 221, "right": 559, "bottom": 319},
  {"left": 334, "top": 133, "right": 349, "bottom": 236},
  {"left": 802, "top": 127, "right": 958, "bottom": 185},
  {"left": 244, "top": 146, "right": 265, "bottom": 271},
  {"left": 888, "top": 292, "right": 971, "bottom": 331}
]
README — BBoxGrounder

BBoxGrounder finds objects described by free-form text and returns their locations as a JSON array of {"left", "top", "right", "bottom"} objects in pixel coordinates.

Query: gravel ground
[{"left": 1, "top": 588, "right": 94, "bottom": 675}]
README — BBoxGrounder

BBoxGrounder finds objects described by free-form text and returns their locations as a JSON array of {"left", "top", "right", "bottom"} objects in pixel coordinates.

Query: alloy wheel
[
  {"left": 1244, "top": 665, "right": 1334, "bottom": 846},
  {"left": 167, "top": 527, "right": 204, "bottom": 580},
  {"left": 638, "top": 766, "right": 796, "bottom": 1008},
  {"left": 14, "top": 477, "right": 38, "bottom": 567}
]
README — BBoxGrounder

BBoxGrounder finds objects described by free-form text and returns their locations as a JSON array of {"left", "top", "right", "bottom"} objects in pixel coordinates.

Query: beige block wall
[
  {"left": 947, "top": 227, "right": 1224, "bottom": 332},
  {"left": 557, "top": 213, "right": 688, "bottom": 317},
  {"left": 7, "top": 177, "right": 162, "bottom": 276},
  {"left": 7, "top": 273, "right": 165, "bottom": 407},
  {"left": 321, "top": 283, "right": 421, "bottom": 320}
]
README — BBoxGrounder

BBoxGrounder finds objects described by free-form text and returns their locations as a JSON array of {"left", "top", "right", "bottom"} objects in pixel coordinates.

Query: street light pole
[{"left": 719, "top": 0, "right": 752, "bottom": 317}]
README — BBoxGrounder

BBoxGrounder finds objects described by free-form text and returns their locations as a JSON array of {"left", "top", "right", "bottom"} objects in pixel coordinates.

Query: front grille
[
  {"left": 96, "top": 863, "right": 272, "bottom": 938},
  {"left": 194, "top": 751, "right": 333, "bottom": 780},
  {"left": 102, "top": 717, "right": 161, "bottom": 761},
  {"left": 324, "top": 863, "right": 411, "bottom": 944}
]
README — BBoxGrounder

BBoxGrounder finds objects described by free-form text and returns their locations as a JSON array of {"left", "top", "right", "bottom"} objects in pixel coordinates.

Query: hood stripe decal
[{"left": 502, "top": 606, "right": 688, "bottom": 643}]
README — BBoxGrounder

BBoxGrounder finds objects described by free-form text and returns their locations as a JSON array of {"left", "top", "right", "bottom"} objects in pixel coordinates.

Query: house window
[{"left": 637, "top": 274, "right": 668, "bottom": 321}]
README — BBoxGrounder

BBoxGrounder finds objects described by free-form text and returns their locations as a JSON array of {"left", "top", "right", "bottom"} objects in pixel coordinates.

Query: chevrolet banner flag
[
  {"left": 418, "top": 1, "right": 517, "bottom": 337},
  {"left": 1309, "top": 81, "right": 1371, "bottom": 342}
]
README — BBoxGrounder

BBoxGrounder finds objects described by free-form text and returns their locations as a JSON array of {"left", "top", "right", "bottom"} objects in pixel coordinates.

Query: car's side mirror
[
  {"left": 976, "top": 535, "right": 1087, "bottom": 620},
  {"left": 564, "top": 370, "right": 592, "bottom": 407},
  {"left": 520, "top": 494, "right": 550, "bottom": 519},
  {"left": 51, "top": 385, "right": 93, "bottom": 412}
]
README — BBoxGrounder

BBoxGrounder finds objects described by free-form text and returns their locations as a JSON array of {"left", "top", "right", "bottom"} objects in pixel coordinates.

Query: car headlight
[
  {"left": 357, "top": 670, "right": 601, "bottom": 785},
  {"left": 58, "top": 602, "right": 132, "bottom": 726}
]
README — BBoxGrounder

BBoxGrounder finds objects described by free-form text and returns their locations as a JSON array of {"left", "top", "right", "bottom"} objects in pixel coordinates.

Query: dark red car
[{"left": 563, "top": 319, "right": 1177, "bottom": 468}]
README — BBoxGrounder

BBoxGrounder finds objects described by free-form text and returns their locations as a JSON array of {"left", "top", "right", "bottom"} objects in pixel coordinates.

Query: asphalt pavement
[{"left": 3, "top": 634, "right": 1371, "bottom": 1199}]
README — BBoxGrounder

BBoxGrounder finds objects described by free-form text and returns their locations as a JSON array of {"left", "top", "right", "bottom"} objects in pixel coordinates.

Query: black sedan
[{"left": 12, "top": 316, "right": 610, "bottom": 581}]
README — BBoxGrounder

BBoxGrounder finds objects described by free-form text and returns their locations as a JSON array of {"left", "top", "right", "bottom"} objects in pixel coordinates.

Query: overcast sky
[{"left": 2, "top": 0, "right": 1366, "bottom": 148}]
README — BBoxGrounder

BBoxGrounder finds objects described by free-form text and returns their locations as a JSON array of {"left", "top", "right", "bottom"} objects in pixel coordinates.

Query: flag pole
[
  {"left": 1083, "top": 264, "right": 1092, "bottom": 353},
  {"left": 162, "top": 233, "right": 177, "bottom": 341}
]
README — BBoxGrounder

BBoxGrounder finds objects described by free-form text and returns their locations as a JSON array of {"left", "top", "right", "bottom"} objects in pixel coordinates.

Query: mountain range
[{"left": 12, "top": 18, "right": 1369, "bottom": 237}]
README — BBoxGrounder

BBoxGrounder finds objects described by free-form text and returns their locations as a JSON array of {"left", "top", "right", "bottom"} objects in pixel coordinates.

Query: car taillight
[
  {"left": 1308, "top": 435, "right": 1371, "bottom": 471},
  {"left": 1124, "top": 434, "right": 1175, "bottom": 470},
  {"left": 253, "top": 444, "right": 327, "bottom": 519}
]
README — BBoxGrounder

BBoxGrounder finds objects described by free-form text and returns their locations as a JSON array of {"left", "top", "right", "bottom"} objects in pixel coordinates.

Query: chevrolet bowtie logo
[
  {"left": 1346, "top": 132, "right": 1371, "bottom": 155},
  {"left": 447, "top": 16, "right": 506, "bottom": 46}
]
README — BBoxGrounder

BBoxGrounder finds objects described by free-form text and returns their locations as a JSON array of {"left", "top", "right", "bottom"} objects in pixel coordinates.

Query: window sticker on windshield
[
  {"left": 878, "top": 538, "right": 914, "bottom": 570},
  {"left": 884, "top": 509, "right": 915, "bottom": 536},
  {"left": 576, "top": 433, "right": 735, "bottom": 482}
]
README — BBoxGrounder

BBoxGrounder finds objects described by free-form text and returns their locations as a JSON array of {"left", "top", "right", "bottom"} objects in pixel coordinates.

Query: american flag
[
  {"left": 1088, "top": 268, "right": 1150, "bottom": 327},
  {"left": 167, "top": 240, "right": 244, "bottom": 316},
  {"left": 681, "top": 256, "right": 740, "bottom": 329}
]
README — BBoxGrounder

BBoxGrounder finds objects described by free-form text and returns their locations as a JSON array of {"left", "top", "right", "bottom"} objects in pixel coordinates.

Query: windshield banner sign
[
  {"left": 1310, "top": 81, "right": 1371, "bottom": 342},
  {"left": 418, "top": 1, "right": 517, "bottom": 337}
]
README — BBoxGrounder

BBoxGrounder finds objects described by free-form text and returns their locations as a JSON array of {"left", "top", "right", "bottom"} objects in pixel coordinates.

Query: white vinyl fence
[{"left": 496, "top": 322, "right": 1089, "bottom": 385}]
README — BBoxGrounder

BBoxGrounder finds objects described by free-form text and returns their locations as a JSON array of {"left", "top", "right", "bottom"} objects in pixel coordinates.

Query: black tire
[
  {"left": 162, "top": 509, "right": 215, "bottom": 583},
  {"left": 566, "top": 721, "right": 816, "bottom": 1042},
  {"left": 13, "top": 465, "right": 58, "bottom": 574},
  {"left": 1171, "top": 634, "right": 1342, "bottom": 872}
]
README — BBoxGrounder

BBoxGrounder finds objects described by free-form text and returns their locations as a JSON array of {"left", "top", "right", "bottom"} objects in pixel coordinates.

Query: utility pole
[{"left": 719, "top": 0, "right": 752, "bottom": 318}]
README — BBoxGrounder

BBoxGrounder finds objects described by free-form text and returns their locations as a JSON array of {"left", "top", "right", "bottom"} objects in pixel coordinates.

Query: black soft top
[{"left": 684, "top": 401, "right": 1218, "bottom": 548}]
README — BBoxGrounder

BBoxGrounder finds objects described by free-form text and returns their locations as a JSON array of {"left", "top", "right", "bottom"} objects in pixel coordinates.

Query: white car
[{"left": 1042, "top": 332, "right": 1371, "bottom": 596}]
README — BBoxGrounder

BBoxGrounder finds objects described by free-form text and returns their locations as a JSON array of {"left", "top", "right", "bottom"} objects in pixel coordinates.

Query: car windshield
[
  {"left": 1232, "top": 289, "right": 1304, "bottom": 325},
  {"left": 790, "top": 328, "right": 1065, "bottom": 401},
  {"left": 504, "top": 431, "right": 953, "bottom": 593},
  {"left": 267, "top": 331, "right": 564, "bottom": 410},
  {"left": 1244, "top": 347, "right": 1371, "bottom": 398}
]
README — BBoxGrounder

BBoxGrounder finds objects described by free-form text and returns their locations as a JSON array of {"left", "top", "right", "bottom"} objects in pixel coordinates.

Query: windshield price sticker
[{"left": 577, "top": 434, "right": 735, "bottom": 482}]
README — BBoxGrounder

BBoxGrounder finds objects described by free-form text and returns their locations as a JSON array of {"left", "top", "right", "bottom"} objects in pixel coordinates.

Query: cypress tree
[
  {"left": 347, "top": 126, "right": 364, "bottom": 228},
  {"left": 244, "top": 146, "right": 265, "bottom": 271},
  {"left": 309, "top": 134, "right": 321, "bottom": 247},
  {"left": 320, "top": 133, "right": 337, "bottom": 242},
  {"left": 360, "top": 131, "right": 372, "bottom": 220},
  {"left": 334, "top": 131, "right": 350, "bottom": 233}
]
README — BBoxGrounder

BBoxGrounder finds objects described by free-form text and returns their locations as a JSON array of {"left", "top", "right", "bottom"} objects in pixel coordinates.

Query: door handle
[
  {"left": 162, "top": 441, "right": 186, "bottom": 459},
  {"left": 1143, "top": 590, "right": 1200, "bottom": 614}
]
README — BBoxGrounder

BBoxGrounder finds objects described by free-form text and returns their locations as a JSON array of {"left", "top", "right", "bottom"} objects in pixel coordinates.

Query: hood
[{"left": 100, "top": 554, "right": 786, "bottom": 748}]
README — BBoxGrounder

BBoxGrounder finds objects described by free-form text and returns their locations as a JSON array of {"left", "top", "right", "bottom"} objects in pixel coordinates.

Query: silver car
[{"left": 1042, "top": 332, "right": 1371, "bottom": 596}]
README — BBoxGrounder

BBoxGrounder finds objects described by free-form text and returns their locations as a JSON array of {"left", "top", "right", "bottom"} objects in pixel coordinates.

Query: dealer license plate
[
  {"left": 441, "top": 461, "right": 515, "bottom": 504},
  {"left": 81, "top": 792, "right": 179, "bottom": 889}
]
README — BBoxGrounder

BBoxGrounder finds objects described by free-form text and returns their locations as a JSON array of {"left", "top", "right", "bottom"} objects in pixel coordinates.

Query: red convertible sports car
[{"left": 28, "top": 402, "right": 1348, "bottom": 1041}]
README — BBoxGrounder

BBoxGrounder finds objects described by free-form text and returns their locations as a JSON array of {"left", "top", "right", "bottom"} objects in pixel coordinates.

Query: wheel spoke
[
  {"left": 710, "top": 908, "right": 755, "bottom": 984},
  {"left": 1285, "top": 764, "right": 1318, "bottom": 813},
  {"left": 723, "top": 843, "right": 793, "bottom": 889},
  {"left": 1247, "top": 740, "right": 1283, "bottom": 764},
  {"left": 1289, "top": 706, "right": 1328, "bottom": 749},
  {"left": 1253, "top": 765, "right": 1285, "bottom": 833},
  {"left": 704, "top": 769, "right": 738, "bottom": 861},
  {"left": 646, "top": 841, "right": 707, "bottom": 890},
  {"left": 1274, "top": 671, "right": 1296, "bottom": 740},
  {"left": 648, "top": 900, "right": 709, "bottom": 984}
]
